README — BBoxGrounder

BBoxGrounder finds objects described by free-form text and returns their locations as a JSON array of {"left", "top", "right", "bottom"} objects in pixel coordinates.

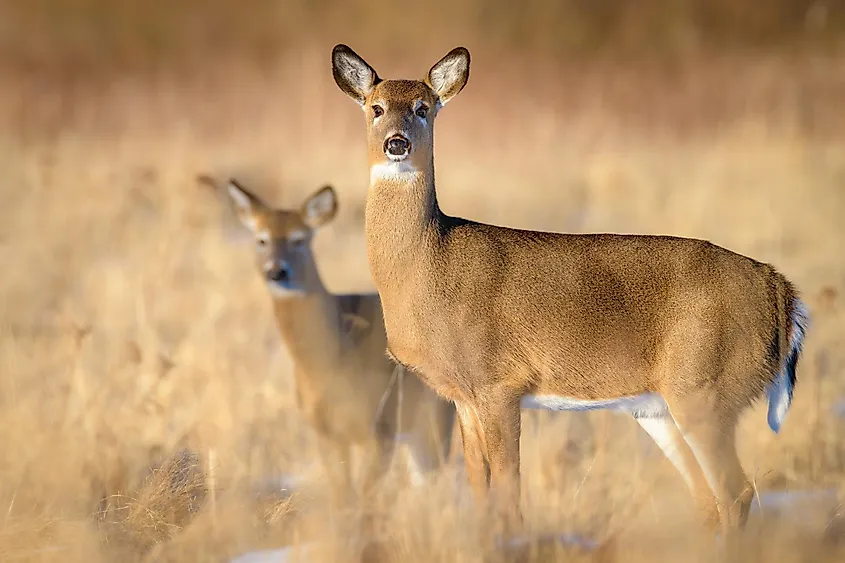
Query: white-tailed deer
[
  {"left": 197, "top": 175, "right": 456, "bottom": 504},
  {"left": 331, "top": 44, "right": 810, "bottom": 532}
]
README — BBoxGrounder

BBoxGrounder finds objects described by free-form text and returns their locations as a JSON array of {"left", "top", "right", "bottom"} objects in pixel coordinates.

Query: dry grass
[{"left": 2, "top": 2, "right": 845, "bottom": 561}]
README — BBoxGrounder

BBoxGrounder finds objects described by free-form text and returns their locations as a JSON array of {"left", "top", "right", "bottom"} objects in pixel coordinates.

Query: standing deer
[
  {"left": 330, "top": 44, "right": 809, "bottom": 533},
  {"left": 197, "top": 175, "right": 456, "bottom": 504}
]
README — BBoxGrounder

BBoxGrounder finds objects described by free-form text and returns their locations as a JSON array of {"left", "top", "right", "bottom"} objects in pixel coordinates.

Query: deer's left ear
[
  {"left": 301, "top": 185, "right": 338, "bottom": 228},
  {"left": 425, "top": 47, "right": 470, "bottom": 106},
  {"left": 342, "top": 313, "right": 372, "bottom": 344}
]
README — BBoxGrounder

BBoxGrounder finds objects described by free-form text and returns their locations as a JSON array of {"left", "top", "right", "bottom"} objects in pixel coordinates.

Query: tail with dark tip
[{"left": 767, "top": 273, "right": 810, "bottom": 433}]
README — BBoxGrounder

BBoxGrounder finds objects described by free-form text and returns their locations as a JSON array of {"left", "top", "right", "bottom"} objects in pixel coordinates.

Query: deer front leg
[
  {"left": 455, "top": 401, "right": 490, "bottom": 504},
  {"left": 316, "top": 434, "right": 353, "bottom": 508},
  {"left": 477, "top": 397, "right": 523, "bottom": 533},
  {"left": 456, "top": 398, "right": 523, "bottom": 533},
  {"left": 359, "top": 434, "right": 396, "bottom": 501},
  {"left": 406, "top": 393, "right": 457, "bottom": 481}
]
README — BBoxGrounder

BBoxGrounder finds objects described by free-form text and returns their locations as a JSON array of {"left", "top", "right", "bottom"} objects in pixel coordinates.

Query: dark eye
[
  {"left": 416, "top": 105, "right": 428, "bottom": 118},
  {"left": 372, "top": 105, "right": 384, "bottom": 118},
  {"left": 257, "top": 237, "right": 268, "bottom": 247}
]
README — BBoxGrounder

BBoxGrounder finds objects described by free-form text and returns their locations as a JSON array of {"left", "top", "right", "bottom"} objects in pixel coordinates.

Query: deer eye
[
  {"left": 372, "top": 105, "right": 384, "bottom": 118},
  {"left": 415, "top": 105, "right": 428, "bottom": 118},
  {"left": 256, "top": 233, "right": 270, "bottom": 247},
  {"left": 289, "top": 232, "right": 308, "bottom": 247}
]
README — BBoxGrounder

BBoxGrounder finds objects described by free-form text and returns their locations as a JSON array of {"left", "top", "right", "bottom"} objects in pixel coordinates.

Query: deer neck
[
  {"left": 365, "top": 160, "right": 441, "bottom": 287},
  {"left": 272, "top": 283, "right": 344, "bottom": 374}
]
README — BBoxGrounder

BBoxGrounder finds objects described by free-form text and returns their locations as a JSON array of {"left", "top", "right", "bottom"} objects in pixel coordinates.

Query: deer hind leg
[
  {"left": 667, "top": 396, "right": 753, "bottom": 532},
  {"left": 635, "top": 414, "right": 720, "bottom": 529}
]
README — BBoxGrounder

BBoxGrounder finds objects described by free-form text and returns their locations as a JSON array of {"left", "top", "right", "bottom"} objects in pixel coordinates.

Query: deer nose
[
  {"left": 267, "top": 262, "right": 290, "bottom": 283},
  {"left": 384, "top": 135, "right": 411, "bottom": 157}
]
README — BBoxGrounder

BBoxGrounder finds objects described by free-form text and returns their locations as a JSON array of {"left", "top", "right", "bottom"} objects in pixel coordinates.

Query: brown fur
[
  {"left": 197, "top": 175, "right": 456, "bottom": 504},
  {"left": 331, "top": 44, "right": 809, "bottom": 533}
]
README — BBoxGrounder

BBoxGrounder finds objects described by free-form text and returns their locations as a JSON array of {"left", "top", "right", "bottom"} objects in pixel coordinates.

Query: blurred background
[{"left": 1, "top": 1, "right": 844, "bottom": 561}]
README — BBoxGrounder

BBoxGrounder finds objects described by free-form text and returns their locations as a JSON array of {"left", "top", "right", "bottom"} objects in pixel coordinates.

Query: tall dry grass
[{"left": 1, "top": 2, "right": 845, "bottom": 561}]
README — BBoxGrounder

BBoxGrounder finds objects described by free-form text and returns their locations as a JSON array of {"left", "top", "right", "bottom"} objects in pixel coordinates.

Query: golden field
[{"left": 1, "top": 1, "right": 845, "bottom": 561}]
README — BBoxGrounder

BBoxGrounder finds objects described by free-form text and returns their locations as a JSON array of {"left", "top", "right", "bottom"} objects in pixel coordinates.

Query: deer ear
[
  {"left": 342, "top": 313, "right": 372, "bottom": 344},
  {"left": 332, "top": 44, "right": 380, "bottom": 106},
  {"left": 196, "top": 173, "right": 219, "bottom": 192},
  {"left": 425, "top": 47, "right": 470, "bottom": 106},
  {"left": 301, "top": 185, "right": 338, "bottom": 228},
  {"left": 226, "top": 180, "right": 263, "bottom": 233}
]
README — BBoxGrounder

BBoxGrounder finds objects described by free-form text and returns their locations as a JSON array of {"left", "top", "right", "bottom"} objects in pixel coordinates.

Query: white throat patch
[
  {"left": 370, "top": 162, "right": 418, "bottom": 182},
  {"left": 267, "top": 282, "right": 303, "bottom": 299}
]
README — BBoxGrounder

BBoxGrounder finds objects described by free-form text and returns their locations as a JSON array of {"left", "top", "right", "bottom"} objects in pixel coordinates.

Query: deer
[
  {"left": 330, "top": 44, "right": 810, "bottom": 534},
  {"left": 197, "top": 175, "right": 456, "bottom": 505}
]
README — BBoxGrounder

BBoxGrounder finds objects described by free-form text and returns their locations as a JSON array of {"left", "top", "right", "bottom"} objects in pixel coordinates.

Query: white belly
[{"left": 520, "top": 393, "right": 668, "bottom": 418}]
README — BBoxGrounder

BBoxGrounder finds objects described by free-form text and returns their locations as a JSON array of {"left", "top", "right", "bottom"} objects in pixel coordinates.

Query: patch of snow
[
  {"left": 252, "top": 467, "right": 318, "bottom": 500},
  {"left": 229, "top": 544, "right": 317, "bottom": 563},
  {"left": 499, "top": 532, "right": 598, "bottom": 552},
  {"left": 752, "top": 488, "right": 837, "bottom": 512},
  {"left": 268, "top": 472, "right": 310, "bottom": 492},
  {"left": 750, "top": 488, "right": 839, "bottom": 533}
]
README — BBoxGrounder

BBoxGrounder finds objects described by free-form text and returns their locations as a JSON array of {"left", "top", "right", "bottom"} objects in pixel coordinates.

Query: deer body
[
  {"left": 200, "top": 176, "right": 456, "bottom": 503},
  {"left": 333, "top": 45, "right": 809, "bottom": 532},
  {"left": 273, "top": 292, "right": 386, "bottom": 442}
]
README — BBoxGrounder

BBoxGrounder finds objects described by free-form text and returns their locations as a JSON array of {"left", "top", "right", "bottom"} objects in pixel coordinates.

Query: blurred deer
[
  {"left": 331, "top": 44, "right": 810, "bottom": 534},
  {"left": 197, "top": 175, "right": 456, "bottom": 504}
]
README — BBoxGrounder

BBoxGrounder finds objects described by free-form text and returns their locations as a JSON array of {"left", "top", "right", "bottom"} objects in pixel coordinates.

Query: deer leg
[
  {"left": 477, "top": 398, "right": 523, "bottom": 533},
  {"left": 359, "top": 434, "right": 396, "bottom": 502},
  {"left": 408, "top": 396, "right": 457, "bottom": 479},
  {"left": 316, "top": 434, "right": 353, "bottom": 507},
  {"left": 667, "top": 396, "right": 753, "bottom": 533},
  {"left": 455, "top": 401, "right": 491, "bottom": 505},
  {"left": 635, "top": 414, "right": 720, "bottom": 529}
]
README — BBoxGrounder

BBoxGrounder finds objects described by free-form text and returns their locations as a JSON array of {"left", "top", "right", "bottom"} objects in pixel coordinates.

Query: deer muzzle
[{"left": 384, "top": 134, "right": 411, "bottom": 160}]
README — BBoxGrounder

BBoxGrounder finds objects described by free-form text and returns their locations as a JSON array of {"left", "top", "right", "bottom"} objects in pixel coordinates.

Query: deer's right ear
[
  {"left": 332, "top": 44, "right": 379, "bottom": 106},
  {"left": 226, "top": 180, "right": 260, "bottom": 232}
]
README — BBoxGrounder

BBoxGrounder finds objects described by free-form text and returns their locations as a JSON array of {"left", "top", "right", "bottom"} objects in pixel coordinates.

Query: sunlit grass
[{"left": 1, "top": 24, "right": 844, "bottom": 562}]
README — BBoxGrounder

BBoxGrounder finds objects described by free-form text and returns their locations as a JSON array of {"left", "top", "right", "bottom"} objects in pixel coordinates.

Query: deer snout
[
  {"left": 384, "top": 135, "right": 411, "bottom": 160},
  {"left": 267, "top": 262, "right": 291, "bottom": 284}
]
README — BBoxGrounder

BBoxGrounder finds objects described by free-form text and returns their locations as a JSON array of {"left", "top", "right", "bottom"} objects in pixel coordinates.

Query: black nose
[
  {"left": 384, "top": 135, "right": 411, "bottom": 156},
  {"left": 268, "top": 264, "right": 290, "bottom": 283}
]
